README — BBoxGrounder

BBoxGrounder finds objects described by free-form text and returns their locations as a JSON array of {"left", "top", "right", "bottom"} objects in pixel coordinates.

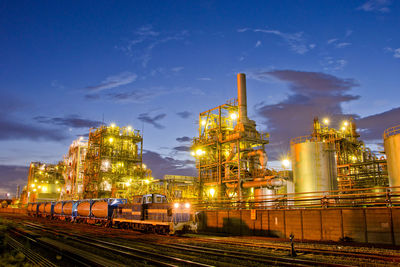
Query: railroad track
[
  {"left": 24, "top": 222, "right": 211, "bottom": 267},
  {"left": 186, "top": 236, "right": 400, "bottom": 263},
  {"left": 9, "top": 227, "right": 119, "bottom": 267},
  {"left": 38, "top": 223, "right": 355, "bottom": 267},
  {"left": 6, "top": 233, "right": 57, "bottom": 267}
]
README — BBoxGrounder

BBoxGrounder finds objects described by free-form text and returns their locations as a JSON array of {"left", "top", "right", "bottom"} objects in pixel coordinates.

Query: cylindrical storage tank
[
  {"left": 44, "top": 203, "right": 52, "bottom": 214},
  {"left": 254, "top": 188, "right": 276, "bottom": 207},
  {"left": 384, "top": 125, "right": 400, "bottom": 187},
  {"left": 291, "top": 138, "right": 337, "bottom": 194},
  {"left": 27, "top": 203, "right": 32, "bottom": 212},
  {"left": 91, "top": 201, "right": 108, "bottom": 218},
  {"left": 32, "top": 203, "right": 38, "bottom": 213},
  {"left": 77, "top": 202, "right": 91, "bottom": 217},
  {"left": 54, "top": 202, "right": 62, "bottom": 214},
  {"left": 38, "top": 203, "right": 45, "bottom": 213},
  {"left": 63, "top": 202, "right": 73, "bottom": 215}
]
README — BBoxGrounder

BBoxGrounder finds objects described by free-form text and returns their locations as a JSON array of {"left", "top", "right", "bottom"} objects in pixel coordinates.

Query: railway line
[
  {"left": 186, "top": 236, "right": 400, "bottom": 263},
  {"left": 3, "top": 214, "right": 400, "bottom": 266},
  {"left": 22, "top": 221, "right": 352, "bottom": 266}
]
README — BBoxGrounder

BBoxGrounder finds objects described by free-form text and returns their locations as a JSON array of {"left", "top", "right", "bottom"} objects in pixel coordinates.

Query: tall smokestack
[{"left": 237, "top": 73, "right": 248, "bottom": 122}]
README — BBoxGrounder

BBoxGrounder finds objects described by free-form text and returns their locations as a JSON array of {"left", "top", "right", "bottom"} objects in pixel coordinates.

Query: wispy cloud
[
  {"left": 327, "top": 38, "right": 338, "bottom": 44},
  {"left": 176, "top": 136, "right": 191, "bottom": 142},
  {"left": 384, "top": 47, "right": 400, "bottom": 58},
  {"left": 0, "top": 115, "right": 67, "bottom": 141},
  {"left": 176, "top": 111, "right": 192, "bottom": 119},
  {"left": 34, "top": 115, "right": 102, "bottom": 129},
  {"left": 171, "top": 66, "right": 184, "bottom": 72},
  {"left": 255, "top": 40, "right": 262, "bottom": 48},
  {"left": 197, "top": 77, "right": 211, "bottom": 81},
  {"left": 138, "top": 113, "right": 167, "bottom": 129},
  {"left": 357, "top": 0, "right": 392, "bottom": 13},
  {"left": 322, "top": 57, "right": 348, "bottom": 71},
  {"left": 87, "top": 86, "right": 204, "bottom": 103},
  {"left": 117, "top": 25, "right": 188, "bottom": 67},
  {"left": 238, "top": 27, "right": 314, "bottom": 54},
  {"left": 85, "top": 72, "right": 137, "bottom": 92},
  {"left": 336, "top": 42, "right": 352, "bottom": 48}
]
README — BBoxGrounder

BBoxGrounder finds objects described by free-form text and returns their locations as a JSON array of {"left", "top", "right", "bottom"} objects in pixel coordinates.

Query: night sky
[{"left": 1, "top": 0, "right": 399, "bottom": 196}]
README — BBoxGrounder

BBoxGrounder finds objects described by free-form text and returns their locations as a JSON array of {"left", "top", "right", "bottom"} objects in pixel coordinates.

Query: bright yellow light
[
  {"left": 282, "top": 159, "right": 290, "bottom": 168},
  {"left": 343, "top": 121, "right": 349, "bottom": 126},
  {"left": 125, "top": 182, "right": 131, "bottom": 187},
  {"left": 323, "top": 118, "right": 329, "bottom": 125},
  {"left": 109, "top": 137, "right": 113, "bottom": 143},
  {"left": 55, "top": 181, "right": 58, "bottom": 184},
  {"left": 110, "top": 123, "right": 116, "bottom": 128},
  {"left": 190, "top": 151, "right": 195, "bottom": 156},
  {"left": 196, "top": 148, "right": 205, "bottom": 156},
  {"left": 144, "top": 179, "right": 150, "bottom": 184},
  {"left": 184, "top": 203, "right": 191, "bottom": 209},
  {"left": 38, "top": 185, "right": 41, "bottom": 189},
  {"left": 201, "top": 119, "right": 206, "bottom": 126},
  {"left": 142, "top": 164, "right": 147, "bottom": 169},
  {"left": 57, "top": 188, "right": 61, "bottom": 192},
  {"left": 174, "top": 203, "right": 180, "bottom": 209},
  {"left": 31, "top": 184, "right": 35, "bottom": 188},
  {"left": 341, "top": 126, "right": 346, "bottom": 131},
  {"left": 127, "top": 126, "right": 132, "bottom": 131},
  {"left": 209, "top": 188, "right": 215, "bottom": 198},
  {"left": 34, "top": 179, "right": 37, "bottom": 182},
  {"left": 33, "top": 189, "right": 37, "bottom": 192},
  {"left": 230, "top": 113, "right": 237, "bottom": 120},
  {"left": 41, "top": 186, "right": 47, "bottom": 193}
]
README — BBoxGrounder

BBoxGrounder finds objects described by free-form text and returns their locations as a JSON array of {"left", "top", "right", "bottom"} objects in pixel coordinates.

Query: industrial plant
[{"left": 3, "top": 73, "right": 400, "bottom": 255}]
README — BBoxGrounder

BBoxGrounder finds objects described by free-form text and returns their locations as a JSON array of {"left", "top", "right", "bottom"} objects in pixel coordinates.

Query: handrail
[{"left": 383, "top": 125, "right": 400, "bottom": 139}]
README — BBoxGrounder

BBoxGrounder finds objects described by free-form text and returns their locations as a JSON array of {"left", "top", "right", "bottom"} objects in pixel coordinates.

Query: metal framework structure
[
  {"left": 83, "top": 124, "right": 147, "bottom": 199},
  {"left": 161, "top": 175, "right": 199, "bottom": 200},
  {"left": 308, "top": 117, "right": 388, "bottom": 190},
  {"left": 25, "top": 162, "right": 64, "bottom": 203},
  {"left": 63, "top": 137, "right": 88, "bottom": 200},
  {"left": 192, "top": 74, "right": 279, "bottom": 201}
]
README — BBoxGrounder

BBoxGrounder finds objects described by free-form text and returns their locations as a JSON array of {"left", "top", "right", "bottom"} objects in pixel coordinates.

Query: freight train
[{"left": 27, "top": 193, "right": 197, "bottom": 235}]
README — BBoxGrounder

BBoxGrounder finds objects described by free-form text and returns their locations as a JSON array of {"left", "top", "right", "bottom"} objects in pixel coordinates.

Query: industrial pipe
[
  {"left": 247, "top": 149, "right": 267, "bottom": 168},
  {"left": 237, "top": 73, "right": 248, "bottom": 123}
]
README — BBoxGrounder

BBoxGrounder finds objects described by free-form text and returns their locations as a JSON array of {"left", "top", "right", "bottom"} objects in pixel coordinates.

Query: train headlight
[
  {"left": 174, "top": 203, "right": 180, "bottom": 209},
  {"left": 185, "top": 203, "right": 190, "bottom": 209}
]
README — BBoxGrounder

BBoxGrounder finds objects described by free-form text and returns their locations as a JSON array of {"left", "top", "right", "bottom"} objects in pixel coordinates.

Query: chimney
[{"left": 237, "top": 73, "right": 248, "bottom": 122}]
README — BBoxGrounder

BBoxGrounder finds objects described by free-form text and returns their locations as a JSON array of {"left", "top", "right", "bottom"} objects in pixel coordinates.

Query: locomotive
[{"left": 27, "top": 193, "right": 197, "bottom": 235}]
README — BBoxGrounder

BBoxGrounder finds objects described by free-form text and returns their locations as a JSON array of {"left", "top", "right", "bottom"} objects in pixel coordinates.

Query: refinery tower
[{"left": 192, "top": 73, "right": 284, "bottom": 201}]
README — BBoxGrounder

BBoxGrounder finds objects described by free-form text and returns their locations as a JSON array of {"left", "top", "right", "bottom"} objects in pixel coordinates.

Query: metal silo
[
  {"left": 291, "top": 137, "right": 338, "bottom": 194},
  {"left": 384, "top": 125, "right": 400, "bottom": 187}
]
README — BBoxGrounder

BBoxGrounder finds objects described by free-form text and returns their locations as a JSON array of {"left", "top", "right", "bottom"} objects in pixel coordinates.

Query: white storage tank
[
  {"left": 291, "top": 136, "right": 338, "bottom": 193},
  {"left": 384, "top": 125, "right": 400, "bottom": 187}
]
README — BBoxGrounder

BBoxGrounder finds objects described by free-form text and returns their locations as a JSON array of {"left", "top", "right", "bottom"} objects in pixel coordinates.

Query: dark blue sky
[{"left": 1, "top": 0, "right": 399, "bottom": 195}]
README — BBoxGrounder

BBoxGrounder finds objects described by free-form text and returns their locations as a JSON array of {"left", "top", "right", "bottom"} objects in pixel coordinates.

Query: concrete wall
[{"left": 200, "top": 207, "right": 399, "bottom": 245}]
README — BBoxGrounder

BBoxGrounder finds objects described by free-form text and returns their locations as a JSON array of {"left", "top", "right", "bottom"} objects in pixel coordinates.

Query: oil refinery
[{"left": 2, "top": 73, "right": 400, "bottom": 266}]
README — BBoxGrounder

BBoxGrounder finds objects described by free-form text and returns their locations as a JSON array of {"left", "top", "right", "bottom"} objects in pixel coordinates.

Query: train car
[
  {"left": 76, "top": 198, "right": 127, "bottom": 226},
  {"left": 113, "top": 194, "right": 197, "bottom": 234}
]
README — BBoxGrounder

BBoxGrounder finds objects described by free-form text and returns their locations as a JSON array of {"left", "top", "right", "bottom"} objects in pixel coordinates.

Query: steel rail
[
  {"left": 6, "top": 233, "right": 57, "bottom": 267},
  {"left": 189, "top": 237, "right": 400, "bottom": 263},
  {"left": 146, "top": 241, "right": 353, "bottom": 267},
  {"left": 25, "top": 222, "right": 212, "bottom": 267}
]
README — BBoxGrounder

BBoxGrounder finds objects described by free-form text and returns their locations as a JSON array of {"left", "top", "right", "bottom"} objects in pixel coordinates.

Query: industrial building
[
  {"left": 291, "top": 117, "right": 388, "bottom": 195},
  {"left": 62, "top": 137, "right": 88, "bottom": 200},
  {"left": 24, "top": 162, "right": 65, "bottom": 203},
  {"left": 191, "top": 73, "right": 284, "bottom": 202},
  {"left": 82, "top": 124, "right": 151, "bottom": 199}
]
